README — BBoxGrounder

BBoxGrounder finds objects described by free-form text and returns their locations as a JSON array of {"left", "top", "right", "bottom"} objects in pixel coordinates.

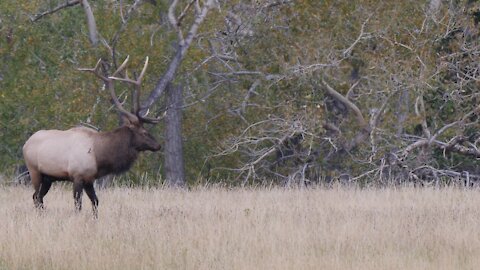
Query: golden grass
[{"left": 0, "top": 185, "right": 480, "bottom": 270}]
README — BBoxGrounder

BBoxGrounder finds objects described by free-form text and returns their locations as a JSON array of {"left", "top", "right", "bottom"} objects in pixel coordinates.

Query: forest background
[{"left": 1, "top": 0, "right": 480, "bottom": 187}]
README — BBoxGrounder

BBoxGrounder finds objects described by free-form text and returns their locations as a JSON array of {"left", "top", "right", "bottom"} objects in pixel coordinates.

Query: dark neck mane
[{"left": 94, "top": 127, "right": 139, "bottom": 177}]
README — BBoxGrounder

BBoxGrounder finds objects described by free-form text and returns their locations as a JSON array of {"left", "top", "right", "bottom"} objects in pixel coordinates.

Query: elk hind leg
[
  {"left": 29, "top": 169, "right": 43, "bottom": 208},
  {"left": 73, "top": 180, "right": 84, "bottom": 212},
  {"left": 84, "top": 182, "right": 99, "bottom": 218}
]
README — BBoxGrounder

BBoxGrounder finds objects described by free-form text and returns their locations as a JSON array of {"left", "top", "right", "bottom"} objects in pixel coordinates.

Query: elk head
[{"left": 122, "top": 115, "right": 161, "bottom": 152}]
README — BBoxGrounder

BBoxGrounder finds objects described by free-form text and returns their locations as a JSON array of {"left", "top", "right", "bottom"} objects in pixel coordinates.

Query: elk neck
[{"left": 93, "top": 126, "right": 139, "bottom": 177}]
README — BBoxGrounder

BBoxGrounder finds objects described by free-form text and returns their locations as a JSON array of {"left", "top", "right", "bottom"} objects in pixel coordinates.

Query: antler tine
[
  {"left": 130, "top": 70, "right": 140, "bottom": 114},
  {"left": 134, "top": 57, "right": 148, "bottom": 114},
  {"left": 108, "top": 57, "right": 150, "bottom": 116},
  {"left": 112, "top": 55, "right": 130, "bottom": 77},
  {"left": 77, "top": 58, "right": 102, "bottom": 72},
  {"left": 78, "top": 59, "right": 109, "bottom": 81},
  {"left": 137, "top": 57, "right": 149, "bottom": 83},
  {"left": 138, "top": 110, "right": 166, "bottom": 124},
  {"left": 139, "top": 116, "right": 164, "bottom": 124},
  {"left": 136, "top": 57, "right": 163, "bottom": 123},
  {"left": 109, "top": 56, "right": 148, "bottom": 86}
]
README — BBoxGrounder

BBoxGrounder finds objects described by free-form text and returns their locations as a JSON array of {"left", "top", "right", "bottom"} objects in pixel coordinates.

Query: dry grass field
[{"left": 0, "top": 185, "right": 480, "bottom": 270}]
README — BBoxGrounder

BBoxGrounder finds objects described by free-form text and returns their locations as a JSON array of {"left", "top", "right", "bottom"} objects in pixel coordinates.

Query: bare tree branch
[
  {"left": 322, "top": 80, "right": 368, "bottom": 128},
  {"left": 111, "top": 0, "right": 144, "bottom": 58},
  {"left": 177, "top": 0, "right": 197, "bottom": 26},
  {"left": 402, "top": 134, "right": 480, "bottom": 160},
  {"left": 371, "top": 89, "right": 399, "bottom": 129},
  {"left": 414, "top": 96, "right": 431, "bottom": 139},
  {"left": 31, "top": 0, "right": 98, "bottom": 46},
  {"left": 240, "top": 79, "right": 260, "bottom": 114},
  {"left": 323, "top": 122, "right": 341, "bottom": 134},
  {"left": 402, "top": 139, "right": 429, "bottom": 157},
  {"left": 369, "top": 89, "right": 399, "bottom": 160},
  {"left": 141, "top": 0, "right": 216, "bottom": 114},
  {"left": 343, "top": 15, "right": 372, "bottom": 58},
  {"left": 428, "top": 121, "right": 459, "bottom": 145},
  {"left": 434, "top": 139, "right": 480, "bottom": 158},
  {"left": 168, "top": 0, "right": 183, "bottom": 41},
  {"left": 263, "top": 0, "right": 293, "bottom": 9},
  {"left": 30, "top": 0, "right": 81, "bottom": 22}
]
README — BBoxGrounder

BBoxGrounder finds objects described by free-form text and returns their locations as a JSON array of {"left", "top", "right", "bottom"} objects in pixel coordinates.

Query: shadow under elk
[{"left": 22, "top": 56, "right": 161, "bottom": 217}]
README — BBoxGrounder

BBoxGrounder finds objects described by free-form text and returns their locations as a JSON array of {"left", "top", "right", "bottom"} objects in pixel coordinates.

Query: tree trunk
[
  {"left": 81, "top": 0, "right": 98, "bottom": 46},
  {"left": 395, "top": 87, "right": 409, "bottom": 136},
  {"left": 164, "top": 83, "right": 185, "bottom": 186}
]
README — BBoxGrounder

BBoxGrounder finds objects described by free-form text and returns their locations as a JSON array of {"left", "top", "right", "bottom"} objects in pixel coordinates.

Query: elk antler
[
  {"left": 79, "top": 56, "right": 162, "bottom": 124},
  {"left": 108, "top": 57, "right": 163, "bottom": 124},
  {"left": 109, "top": 56, "right": 148, "bottom": 112}
]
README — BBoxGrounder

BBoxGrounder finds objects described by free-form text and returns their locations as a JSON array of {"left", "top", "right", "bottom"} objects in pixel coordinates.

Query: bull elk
[{"left": 22, "top": 56, "right": 160, "bottom": 217}]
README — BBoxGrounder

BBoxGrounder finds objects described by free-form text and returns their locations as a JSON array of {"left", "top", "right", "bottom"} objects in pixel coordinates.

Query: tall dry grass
[{"left": 0, "top": 185, "right": 480, "bottom": 270}]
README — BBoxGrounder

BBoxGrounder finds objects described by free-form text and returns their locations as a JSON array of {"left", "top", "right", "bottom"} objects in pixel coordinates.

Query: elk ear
[{"left": 120, "top": 113, "right": 140, "bottom": 127}]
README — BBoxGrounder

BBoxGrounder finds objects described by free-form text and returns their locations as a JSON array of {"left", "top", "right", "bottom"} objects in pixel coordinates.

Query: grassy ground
[{"left": 0, "top": 185, "right": 479, "bottom": 270}]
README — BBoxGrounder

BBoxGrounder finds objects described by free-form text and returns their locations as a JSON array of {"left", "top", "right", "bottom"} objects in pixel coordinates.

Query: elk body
[{"left": 22, "top": 56, "right": 160, "bottom": 217}]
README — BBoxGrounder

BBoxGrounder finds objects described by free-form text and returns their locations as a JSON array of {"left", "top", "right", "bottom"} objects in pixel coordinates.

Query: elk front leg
[{"left": 73, "top": 180, "right": 84, "bottom": 212}]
